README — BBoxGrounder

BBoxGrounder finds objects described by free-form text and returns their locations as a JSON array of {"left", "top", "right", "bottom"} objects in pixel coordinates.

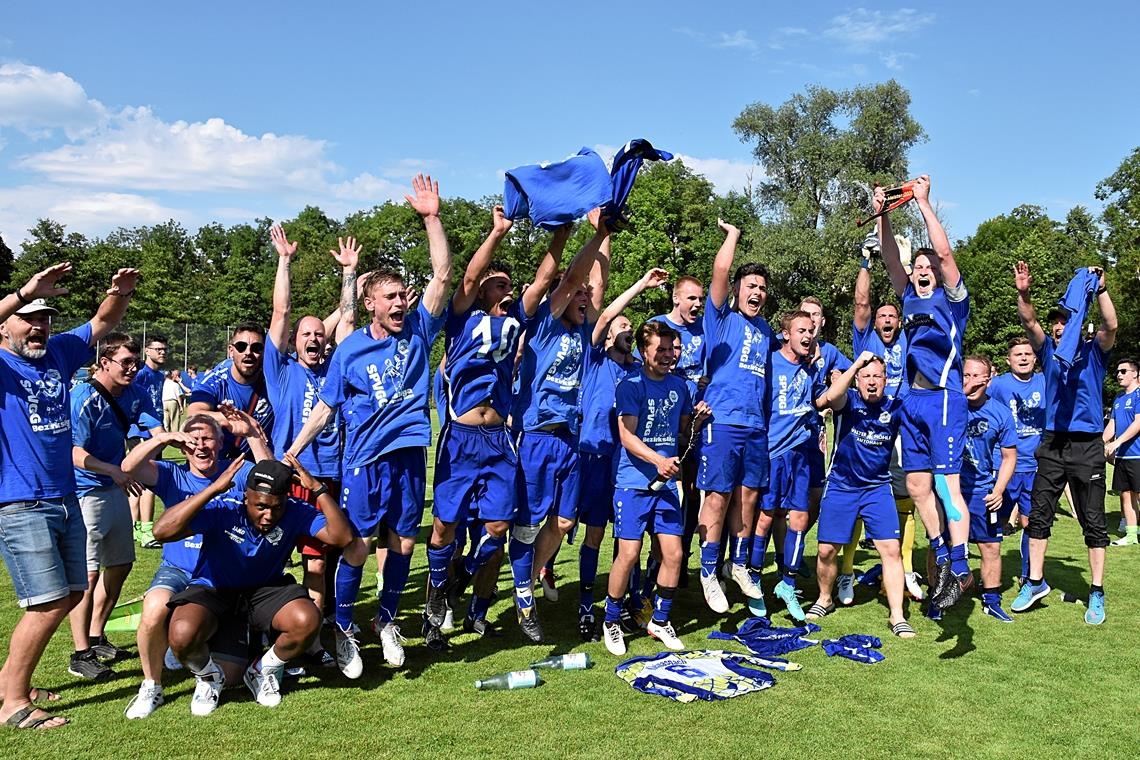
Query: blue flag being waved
[{"left": 605, "top": 138, "right": 674, "bottom": 228}]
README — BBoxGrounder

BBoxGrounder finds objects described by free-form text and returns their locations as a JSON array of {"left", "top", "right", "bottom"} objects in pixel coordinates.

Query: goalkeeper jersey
[{"left": 614, "top": 650, "right": 786, "bottom": 702}]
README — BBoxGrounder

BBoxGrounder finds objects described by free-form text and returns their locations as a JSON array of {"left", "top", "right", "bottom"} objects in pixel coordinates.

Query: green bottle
[
  {"left": 474, "top": 669, "right": 542, "bottom": 690},
  {"left": 530, "top": 652, "right": 592, "bottom": 671}
]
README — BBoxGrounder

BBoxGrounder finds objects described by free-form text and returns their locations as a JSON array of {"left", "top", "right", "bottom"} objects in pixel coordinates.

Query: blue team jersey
[
  {"left": 151, "top": 459, "right": 252, "bottom": 573},
  {"left": 71, "top": 381, "right": 163, "bottom": 494},
  {"left": 579, "top": 344, "right": 640, "bottom": 455},
  {"left": 614, "top": 372, "right": 692, "bottom": 491},
  {"left": 702, "top": 297, "right": 774, "bottom": 430},
  {"left": 615, "top": 650, "right": 777, "bottom": 703},
  {"left": 1037, "top": 339, "right": 1108, "bottom": 434},
  {"left": 263, "top": 340, "right": 339, "bottom": 478},
  {"left": 188, "top": 493, "right": 325, "bottom": 589},
  {"left": 852, "top": 321, "right": 908, "bottom": 399},
  {"left": 987, "top": 373, "right": 1046, "bottom": 472},
  {"left": 512, "top": 301, "right": 591, "bottom": 433},
  {"left": 767, "top": 350, "right": 825, "bottom": 458},
  {"left": 1111, "top": 388, "right": 1140, "bottom": 459},
  {"left": 0, "top": 324, "right": 93, "bottom": 502},
  {"left": 900, "top": 279, "right": 969, "bottom": 389},
  {"left": 828, "top": 390, "right": 904, "bottom": 488},
  {"left": 650, "top": 313, "right": 705, "bottom": 390},
  {"left": 319, "top": 302, "right": 445, "bottom": 468},
  {"left": 190, "top": 360, "right": 275, "bottom": 458},
  {"left": 962, "top": 398, "right": 1018, "bottom": 491},
  {"left": 442, "top": 299, "right": 526, "bottom": 420},
  {"left": 127, "top": 364, "right": 165, "bottom": 438}
]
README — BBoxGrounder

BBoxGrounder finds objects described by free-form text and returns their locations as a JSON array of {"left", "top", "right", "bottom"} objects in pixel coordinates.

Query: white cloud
[
  {"left": 823, "top": 8, "right": 935, "bottom": 51},
  {"left": 675, "top": 154, "right": 760, "bottom": 194},
  {"left": 0, "top": 185, "right": 184, "bottom": 247},
  {"left": 0, "top": 62, "right": 106, "bottom": 138},
  {"left": 716, "top": 30, "right": 758, "bottom": 51},
  {"left": 766, "top": 26, "right": 808, "bottom": 50}
]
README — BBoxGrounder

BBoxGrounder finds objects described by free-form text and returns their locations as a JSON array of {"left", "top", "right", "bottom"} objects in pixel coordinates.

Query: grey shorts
[{"left": 79, "top": 485, "right": 136, "bottom": 571}]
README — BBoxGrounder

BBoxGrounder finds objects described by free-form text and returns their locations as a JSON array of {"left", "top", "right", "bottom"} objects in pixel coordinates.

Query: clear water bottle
[
  {"left": 530, "top": 653, "right": 592, "bottom": 671},
  {"left": 474, "top": 669, "right": 542, "bottom": 690}
]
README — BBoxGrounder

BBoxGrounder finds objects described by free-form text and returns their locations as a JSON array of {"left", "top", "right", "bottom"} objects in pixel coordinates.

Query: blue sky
[{"left": 1, "top": 2, "right": 1137, "bottom": 250}]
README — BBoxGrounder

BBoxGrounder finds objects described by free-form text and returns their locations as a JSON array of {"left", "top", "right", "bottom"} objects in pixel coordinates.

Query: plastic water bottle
[
  {"left": 474, "top": 669, "right": 542, "bottom": 690},
  {"left": 530, "top": 653, "right": 592, "bottom": 671}
]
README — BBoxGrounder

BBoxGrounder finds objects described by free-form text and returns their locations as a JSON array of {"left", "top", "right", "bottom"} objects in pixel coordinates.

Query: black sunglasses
[{"left": 232, "top": 341, "right": 264, "bottom": 354}]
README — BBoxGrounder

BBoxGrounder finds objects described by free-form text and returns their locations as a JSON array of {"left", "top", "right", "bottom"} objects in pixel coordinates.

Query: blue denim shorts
[
  {"left": 0, "top": 495, "right": 88, "bottom": 608},
  {"left": 147, "top": 563, "right": 192, "bottom": 595}
]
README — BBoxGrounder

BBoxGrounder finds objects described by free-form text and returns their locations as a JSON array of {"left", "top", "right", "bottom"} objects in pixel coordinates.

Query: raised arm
[
  {"left": 521, "top": 225, "right": 572, "bottom": 318},
  {"left": 1092, "top": 267, "right": 1117, "bottom": 352},
  {"left": 121, "top": 430, "right": 190, "bottom": 486},
  {"left": 549, "top": 211, "right": 610, "bottom": 320},
  {"left": 269, "top": 224, "right": 297, "bottom": 353},
  {"left": 877, "top": 187, "right": 909, "bottom": 298},
  {"left": 1013, "top": 261, "right": 1046, "bottom": 352},
  {"left": 285, "top": 400, "right": 335, "bottom": 458},
  {"left": 591, "top": 268, "right": 668, "bottom": 347},
  {"left": 585, "top": 231, "right": 612, "bottom": 324},
  {"left": 709, "top": 219, "right": 740, "bottom": 310},
  {"left": 406, "top": 174, "right": 452, "bottom": 317},
  {"left": 328, "top": 236, "right": 362, "bottom": 344},
  {"left": 912, "top": 175, "right": 960, "bottom": 286},
  {"left": 816, "top": 351, "right": 876, "bottom": 411},
  {"left": 453, "top": 206, "right": 512, "bottom": 315},
  {"left": 153, "top": 458, "right": 245, "bottom": 542},
  {"left": 1, "top": 262, "right": 72, "bottom": 323},
  {"left": 854, "top": 195, "right": 884, "bottom": 331},
  {"left": 88, "top": 268, "right": 141, "bottom": 344},
  {"left": 286, "top": 453, "right": 352, "bottom": 548}
]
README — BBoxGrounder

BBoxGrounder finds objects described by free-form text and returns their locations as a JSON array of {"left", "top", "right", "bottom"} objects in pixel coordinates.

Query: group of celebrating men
[{"left": 0, "top": 173, "right": 1127, "bottom": 730}]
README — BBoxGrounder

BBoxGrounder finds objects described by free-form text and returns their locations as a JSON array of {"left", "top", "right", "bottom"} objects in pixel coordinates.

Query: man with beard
[
  {"left": 750, "top": 311, "right": 825, "bottom": 622},
  {"left": 188, "top": 323, "right": 275, "bottom": 460},
  {"left": 265, "top": 223, "right": 359, "bottom": 668},
  {"left": 128, "top": 335, "right": 169, "bottom": 549},
  {"left": 1011, "top": 261, "right": 1116, "bottom": 624},
  {"left": 878, "top": 176, "right": 974, "bottom": 610},
  {"left": 510, "top": 209, "right": 613, "bottom": 643},
  {"left": 67, "top": 333, "right": 163, "bottom": 680},
  {"left": 696, "top": 219, "right": 774, "bottom": 615},
  {"left": 987, "top": 337, "right": 1046, "bottom": 580},
  {"left": 0, "top": 262, "right": 139, "bottom": 730},
  {"left": 287, "top": 175, "right": 453, "bottom": 669},
  {"left": 120, "top": 410, "right": 268, "bottom": 718}
]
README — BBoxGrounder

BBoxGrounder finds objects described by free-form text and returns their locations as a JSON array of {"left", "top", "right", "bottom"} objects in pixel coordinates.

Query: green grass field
[{"left": 2, "top": 446, "right": 1136, "bottom": 759}]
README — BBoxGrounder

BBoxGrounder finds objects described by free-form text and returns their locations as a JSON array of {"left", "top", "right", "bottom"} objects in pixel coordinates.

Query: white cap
[{"left": 14, "top": 298, "right": 59, "bottom": 317}]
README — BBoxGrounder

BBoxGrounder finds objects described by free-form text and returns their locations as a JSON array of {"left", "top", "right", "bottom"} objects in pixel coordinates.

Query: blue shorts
[
  {"left": 696, "top": 423, "right": 769, "bottom": 493},
  {"left": 341, "top": 447, "right": 427, "bottom": 538},
  {"left": 578, "top": 451, "right": 616, "bottom": 528},
  {"left": 759, "top": 443, "right": 812, "bottom": 513},
  {"left": 965, "top": 484, "right": 1010, "bottom": 543},
  {"left": 1002, "top": 471, "right": 1034, "bottom": 518},
  {"left": 148, "top": 563, "right": 191, "bottom": 595},
  {"left": 900, "top": 387, "right": 967, "bottom": 474},
  {"left": 817, "top": 482, "right": 900, "bottom": 544},
  {"left": 0, "top": 495, "right": 87, "bottom": 608},
  {"left": 514, "top": 428, "right": 581, "bottom": 527},
  {"left": 613, "top": 488, "right": 683, "bottom": 541},
  {"left": 433, "top": 422, "right": 517, "bottom": 525}
]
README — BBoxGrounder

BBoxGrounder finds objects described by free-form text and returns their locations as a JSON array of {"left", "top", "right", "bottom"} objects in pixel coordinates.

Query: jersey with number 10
[{"left": 442, "top": 299, "right": 526, "bottom": 420}]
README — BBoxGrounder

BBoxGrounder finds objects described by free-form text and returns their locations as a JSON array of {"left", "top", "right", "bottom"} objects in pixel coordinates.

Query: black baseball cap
[{"left": 247, "top": 459, "right": 292, "bottom": 496}]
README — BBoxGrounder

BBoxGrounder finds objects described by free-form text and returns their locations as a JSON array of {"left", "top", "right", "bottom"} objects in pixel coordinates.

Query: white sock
[
  {"left": 191, "top": 657, "right": 220, "bottom": 680},
  {"left": 259, "top": 646, "right": 286, "bottom": 672}
]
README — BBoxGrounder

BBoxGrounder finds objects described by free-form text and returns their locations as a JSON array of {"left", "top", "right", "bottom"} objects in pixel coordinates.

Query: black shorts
[
  {"left": 169, "top": 577, "right": 311, "bottom": 659},
  {"left": 1112, "top": 458, "right": 1140, "bottom": 493}
]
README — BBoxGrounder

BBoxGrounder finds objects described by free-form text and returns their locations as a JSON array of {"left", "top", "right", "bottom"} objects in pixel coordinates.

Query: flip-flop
[
  {"left": 890, "top": 620, "right": 916, "bottom": 639},
  {"left": 805, "top": 602, "right": 836, "bottom": 619},
  {"left": 4, "top": 705, "right": 69, "bottom": 730},
  {"left": 29, "top": 687, "right": 61, "bottom": 703}
]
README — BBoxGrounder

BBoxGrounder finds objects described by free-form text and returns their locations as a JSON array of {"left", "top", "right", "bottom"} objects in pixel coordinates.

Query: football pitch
[{"left": 1, "top": 451, "right": 1135, "bottom": 759}]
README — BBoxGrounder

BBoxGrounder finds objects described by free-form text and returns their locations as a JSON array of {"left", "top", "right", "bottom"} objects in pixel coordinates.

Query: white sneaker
[
  {"left": 647, "top": 620, "right": 685, "bottom": 651},
  {"left": 378, "top": 621, "right": 406, "bottom": 667},
  {"left": 730, "top": 564, "right": 763, "bottom": 599},
  {"left": 905, "top": 572, "right": 926, "bottom": 601},
  {"left": 837, "top": 573, "right": 855, "bottom": 606},
  {"left": 335, "top": 626, "right": 363, "bottom": 680},
  {"left": 603, "top": 621, "right": 627, "bottom": 656},
  {"left": 190, "top": 666, "right": 224, "bottom": 716},
  {"left": 700, "top": 573, "right": 730, "bottom": 614},
  {"left": 243, "top": 664, "right": 282, "bottom": 708},
  {"left": 124, "top": 680, "right": 164, "bottom": 719},
  {"left": 163, "top": 647, "right": 183, "bottom": 671},
  {"left": 441, "top": 605, "right": 456, "bottom": 633},
  {"left": 538, "top": 568, "right": 559, "bottom": 602}
]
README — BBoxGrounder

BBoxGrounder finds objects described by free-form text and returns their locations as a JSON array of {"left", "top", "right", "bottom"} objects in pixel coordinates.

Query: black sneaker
[
  {"left": 90, "top": 635, "right": 128, "bottom": 663},
  {"left": 515, "top": 602, "right": 544, "bottom": 644},
  {"left": 462, "top": 616, "right": 502, "bottom": 638},
  {"left": 618, "top": 599, "right": 645, "bottom": 634},
  {"left": 932, "top": 568, "right": 971, "bottom": 609},
  {"left": 421, "top": 612, "right": 448, "bottom": 652},
  {"left": 425, "top": 583, "right": 448, "bottom": 628},
  {"left": 929, "top": 561, "right": 953, "bottom": 603},
  {"left": 579, "top": 610, "right": 600, "bottom": 642},
  {"left": 69, "top": 649, "right": 112, "bottom": 681},
  {"left": 446, "top": 565, "right": 472, "bottom": 612}
]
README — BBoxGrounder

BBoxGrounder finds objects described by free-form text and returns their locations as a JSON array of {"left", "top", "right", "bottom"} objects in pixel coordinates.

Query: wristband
[
  {"left": 309, "top": 484, "right": 330, "bottom": 501},
  {"left": 14, "top": 289, "right": 31, "bottom": 304},
  {"left": 114, "top": 289, "right": 135, "bottom": 298},
  {"left": 1096, "top": 285, "right": 1107, "bottom": 295},
  {"left": 860, "top": 258, "right": 871, "bottom": 270}
]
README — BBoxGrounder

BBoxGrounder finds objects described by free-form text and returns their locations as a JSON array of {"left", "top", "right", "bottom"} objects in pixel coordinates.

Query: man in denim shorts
[{"left": 0, "top": 262, "right": 138, "bottom": 730}]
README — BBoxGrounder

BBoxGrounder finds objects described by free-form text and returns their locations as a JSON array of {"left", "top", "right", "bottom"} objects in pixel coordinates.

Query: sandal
[
  {"left": 4, "top": 705, "right": 69, "bottom": 730},
  {"left": 28, "top": 687, "right": 61, "bottom": 703},
  {"left": 805, "top": 602, "right": 836, "bottom": 619},
  {"left": 889, "top": 620, "right": 916, "bottom": 639}
]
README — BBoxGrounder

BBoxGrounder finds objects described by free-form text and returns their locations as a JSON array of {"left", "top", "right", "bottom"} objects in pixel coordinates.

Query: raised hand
[
  {"left": 693, "top": 400, "right": 713, "bottom": 428},
  {"left": 211, "top": 457, "right": 248, "bottom": 494},
  {"left": 330, "top": 236, "right": 361, "bottom": 270},
  {"left": 717, "top": 218, "right": 740, "bottom": 237},
  {"left": 1088, "top": 266, "right": 1106, "bottom": 290},
  {"left": 872, "top": 184, "right": 887, "bottom": 214},
  {"left": 21, "top": 262, "right": 73, "bottom": 300},
  {"left": 492, "top": 205, "right": 513, "bottom": 236},
  {"left": 164, "top": 430, "right": 197, "bottom": 455},
  {"left": 405, "top": 174, "right": 441, "bottom": 218},
  {"left": 911, "top": 174, "right": 931, "bottom": 202},
  {"left": 405, "top": 286, "right": 419, "bottom": 310},
  {"left": 284, "top": 452, "right": 319, "bottom": 492},
  {"left": 641, "top": 268, "right": 670, "bottom": 290},
  {"left": 271, "top": 224, "right": 298, "bottom": 260},
  {"left": 218, "top": 403, "right": 262, "bottom": 440},
  {"left": 107, "top": 268, "right": 141, "bottom": 296},
  {"left": 1013, "top": 261, "right": 1032, "bottom": 293},
  {"left": 586, "top": 206, "right": 609, "bottom": 235},
  {"left": 356, "top": 271, "right": 374, "bottom": 299},
  {"left": 856, "top": 349, "right": 877, "bottom": 368}
]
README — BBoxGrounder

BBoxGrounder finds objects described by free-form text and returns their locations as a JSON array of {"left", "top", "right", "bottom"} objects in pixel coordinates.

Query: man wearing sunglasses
[
  {"left": 187, "top": 323, "right": 275, "bottom": 460},
  {"left": 128, "top": 336, "right": 170, "bottom": 550},
  {"left": 67, "top": 333, "right": 163, "bottom": 680},
  {"left": 1106, "top": 358, "right": 1140, "bottom": 547}
]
